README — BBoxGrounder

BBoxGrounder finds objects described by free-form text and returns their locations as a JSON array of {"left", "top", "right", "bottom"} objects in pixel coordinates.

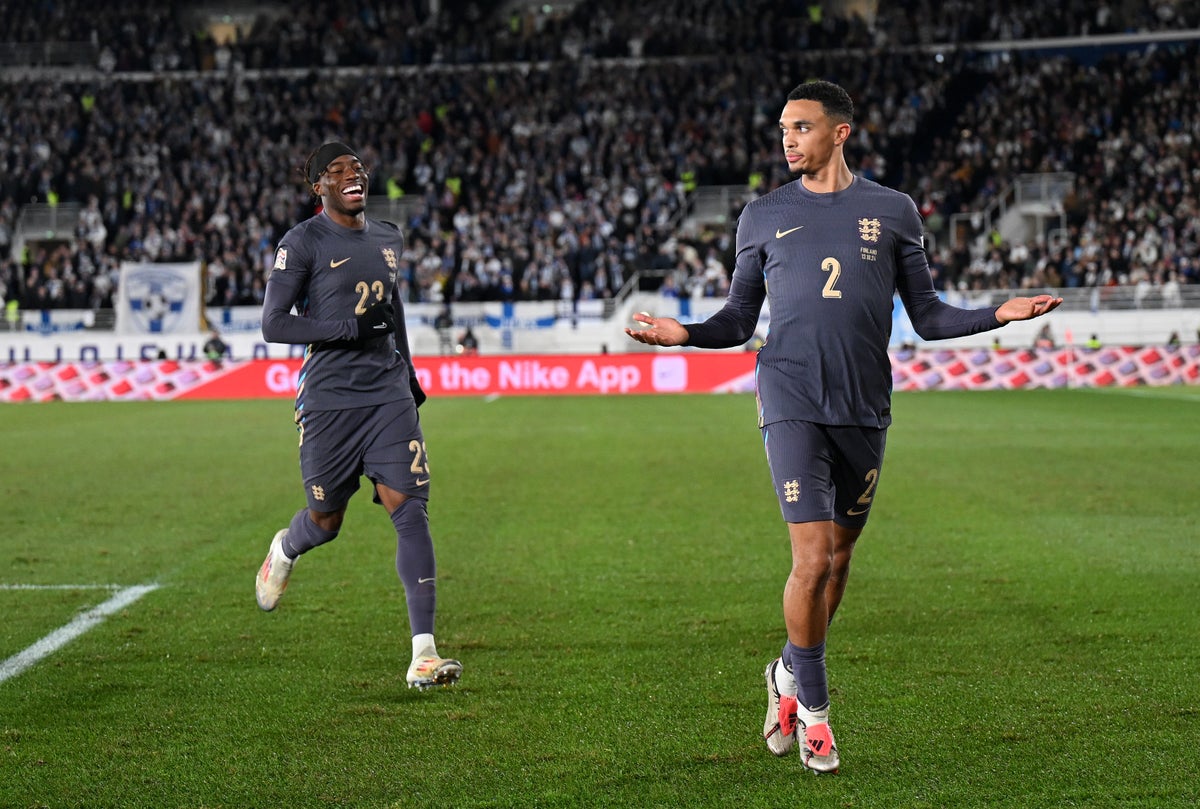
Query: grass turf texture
[{"left": 2, "top": 388, "right": 1198, "bottom": 808}]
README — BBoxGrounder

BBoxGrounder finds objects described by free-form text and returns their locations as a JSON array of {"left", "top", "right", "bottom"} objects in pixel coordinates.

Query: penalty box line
[{"left": 0, "top": 583, "right": 161, "bottom": 685}]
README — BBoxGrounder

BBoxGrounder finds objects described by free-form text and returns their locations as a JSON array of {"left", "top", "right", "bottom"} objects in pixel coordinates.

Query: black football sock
[
  {"left": 390, "top": 497, "right": 437, "bottom": 637},
  {"left": 785, "top": 640, "right": 829, "bottom": 714},
  {"left": 282, "top": 508, "right": 337, "bottom": 557}
]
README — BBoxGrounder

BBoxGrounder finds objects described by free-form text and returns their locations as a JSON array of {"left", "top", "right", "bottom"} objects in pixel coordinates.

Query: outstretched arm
[
  {"left": 893, "top": 195, "right": 1061, "bottom": 339},
  {"left": 625, "top": 269, "right": 765, "bottom": 349},
  {"left": 898, "top": 251, "right": 1063, "bottom": 340}
]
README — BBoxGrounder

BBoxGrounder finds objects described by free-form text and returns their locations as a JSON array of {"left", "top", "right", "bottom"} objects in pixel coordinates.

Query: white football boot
[
  {"left": 406, "top": 655, "right": 463, "bottom": 690},
  {"left": 798, "top": 706, "right": 840, "bottom": 774},
  {"left": 255, "top": 529, "right": 295, "bottom": 611},
  {"left": 763, "top": 658, "right": 799, "bottom": 756}
]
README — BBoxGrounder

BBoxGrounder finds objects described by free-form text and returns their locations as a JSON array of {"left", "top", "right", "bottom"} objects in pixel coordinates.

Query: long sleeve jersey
[
  {"left": 262, "top": 212, "right": 418, "bottom": 414},
  {"left": 686, "top": 177, "right": 1002, "bottom": 428}
]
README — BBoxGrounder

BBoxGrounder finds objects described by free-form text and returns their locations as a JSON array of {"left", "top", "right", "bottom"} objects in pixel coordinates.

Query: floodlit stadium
[{"left": 2, "top": 2, "right": 1198, "bottom": 806}]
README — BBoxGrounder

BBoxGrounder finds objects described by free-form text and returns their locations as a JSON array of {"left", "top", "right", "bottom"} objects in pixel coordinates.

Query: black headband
[{"left": 307, "top": 142, "right": 359, "bottom": 184}]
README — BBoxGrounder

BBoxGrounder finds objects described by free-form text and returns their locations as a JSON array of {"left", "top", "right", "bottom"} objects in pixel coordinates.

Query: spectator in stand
[
  {"left": 202, "top": 328, "right": 228, "bottom": 362},
  {"left": 433, "top": 305, "right": 454, "bottom": 355},
  {"left": 457, "top": 326, "right": 479, "bottom": 355}
]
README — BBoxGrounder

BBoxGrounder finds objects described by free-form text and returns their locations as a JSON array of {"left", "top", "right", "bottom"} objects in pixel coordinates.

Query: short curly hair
[{"left": 786, "top": 80, "right": 854, "bottom": 124}]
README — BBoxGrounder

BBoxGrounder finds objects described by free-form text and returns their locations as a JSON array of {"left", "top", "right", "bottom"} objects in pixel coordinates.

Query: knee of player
[
  {"left": 310, "top": 509, "right": 344, "bottom": 534},
  {"left": 789, "top": 558, "right": 833, "bottom": 590},
  {"left": 389, "top": 495, "right": 429, "bottom": 526}
]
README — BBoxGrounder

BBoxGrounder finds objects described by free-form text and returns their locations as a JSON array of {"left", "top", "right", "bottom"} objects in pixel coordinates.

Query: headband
[{"left": 307, "top": 142, "right": 359, "bottom": 184}]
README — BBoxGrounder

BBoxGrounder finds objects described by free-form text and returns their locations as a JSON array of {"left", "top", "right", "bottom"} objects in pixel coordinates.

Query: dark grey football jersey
[
  {"left": 262, "top": 212, "right": 416, "bottom": 413},
  {"left": 687, "top": 177, "right": 1001, "bottom": 428}
]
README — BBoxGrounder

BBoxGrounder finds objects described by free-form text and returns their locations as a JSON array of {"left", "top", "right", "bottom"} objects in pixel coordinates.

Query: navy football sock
[
  {"left": 282, "top": 508, "right": 337, "bottom": 557},
  {"left": 784, "top": 640, "right": 829, "bottom": 713},
  {"left": 390, "top": 497, "right": 437, "bottom": 637}
]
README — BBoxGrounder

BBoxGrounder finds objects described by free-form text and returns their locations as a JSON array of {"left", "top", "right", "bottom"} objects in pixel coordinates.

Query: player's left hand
[
  {"left": 356, "top": 301, "right": 397, "bottom": 336},
  {"left": 996, "top": 294, "right": 1063, "bottom": 324},
  {"left": 410, "top": 373, "right": 427, "bottom": 408}
]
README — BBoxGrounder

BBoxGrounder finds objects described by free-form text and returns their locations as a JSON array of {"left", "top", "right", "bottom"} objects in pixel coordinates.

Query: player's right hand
[
  {"left": 356, "top": 302, "right": 396, "bottom": 337},
  {"left": 624, "top": 312, "right": 688, "bottom": 347}
]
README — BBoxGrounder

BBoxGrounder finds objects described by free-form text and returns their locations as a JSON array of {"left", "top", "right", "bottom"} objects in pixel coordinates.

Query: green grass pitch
[{"left": 2, "top": 388, "right": 1198, "bottom": 808}]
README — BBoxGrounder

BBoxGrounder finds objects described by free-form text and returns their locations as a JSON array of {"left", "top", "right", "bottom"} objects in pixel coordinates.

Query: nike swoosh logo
[
  {"left": 330, "top": 257, "right": 351, "bottom": 268},
  {"left": 775, "top": 226, "right": 804, "bottom": 239},
  {"left": 417, "top": 577, "right": 435, "bottom": 584},
  {"left": 373, "top": 323, "right": 389, "bottom": 330},
  {"left": 415, "top": 478, "right": 429, "bottom": 487},
  {"left": 847, "top": 506, "right": 870, "bottom": 516}
]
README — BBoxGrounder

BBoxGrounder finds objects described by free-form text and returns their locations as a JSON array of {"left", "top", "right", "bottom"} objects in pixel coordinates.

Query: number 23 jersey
[{"left": 264, "top": 212, "right": 414, "bottom": 412}]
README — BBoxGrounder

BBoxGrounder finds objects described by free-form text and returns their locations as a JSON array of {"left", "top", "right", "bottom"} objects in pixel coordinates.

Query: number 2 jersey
[
  {"left": 262, "top": 211, "right": 418, "bottom": 414},
  {"left": 685, "top": 177, "right": 1003, "bottom": 429}
]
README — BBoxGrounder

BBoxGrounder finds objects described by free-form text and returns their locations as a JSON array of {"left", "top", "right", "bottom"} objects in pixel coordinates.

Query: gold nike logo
[
  {"left": 330, "top": 257, "right": 351, "bottom": 268},
  {"left": 847, "top": 506, "right": 870, "bottom": 516},
  {"left": 775, "top": 226, "right": 804, "bottom": 239},
  {"left": 415, "top": 478, "right": 429, "bottom": 487}
]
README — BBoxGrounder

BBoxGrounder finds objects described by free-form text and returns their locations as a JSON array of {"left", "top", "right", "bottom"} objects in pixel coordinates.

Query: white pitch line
[
  {"left": 0, "top": 584, "right": 123, "bottom": 591},
  {"left": 0, "top": 584, "right": 160, "bottom": 684},
  {"left": 1079, "top": 386, "right": 1200, "bottom": 404}
]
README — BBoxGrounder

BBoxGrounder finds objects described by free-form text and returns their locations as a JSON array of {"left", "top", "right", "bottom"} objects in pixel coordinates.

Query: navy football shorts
[
  {"left": 761, "top": 420, "right": 887, "bottom": 527},
  {"left": 297, "top": 398, "right": 429, "bottom": 512}
]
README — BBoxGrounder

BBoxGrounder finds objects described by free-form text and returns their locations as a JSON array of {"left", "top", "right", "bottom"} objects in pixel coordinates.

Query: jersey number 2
[{"left": 821, "top": 258, "right": 843, "bottom": 299}]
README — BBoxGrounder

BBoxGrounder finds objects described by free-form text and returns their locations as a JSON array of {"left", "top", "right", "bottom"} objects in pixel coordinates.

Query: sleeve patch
[{"left": 274, "top": 248, "right": 287, "bottom": 270}]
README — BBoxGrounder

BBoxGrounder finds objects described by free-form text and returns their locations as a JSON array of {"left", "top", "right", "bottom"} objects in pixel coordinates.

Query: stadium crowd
[
  {"left": 2, "top": 0, "right": 1193, "bottom": 69},
  {"left": 906, "top": 45, "right": 1200, "bottom": 297},
  {"left": 1, "top": 0, "right": 1198, "bottom": 319}
]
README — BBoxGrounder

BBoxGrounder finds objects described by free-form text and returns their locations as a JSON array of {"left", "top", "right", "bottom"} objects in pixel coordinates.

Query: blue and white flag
[{"left": 115, "top": 262, "right": 202, "bottom": 335}]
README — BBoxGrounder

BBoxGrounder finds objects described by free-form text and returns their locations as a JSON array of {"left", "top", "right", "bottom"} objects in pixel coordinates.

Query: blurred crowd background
[{"left": 1, "top": 0, "right": 1197, "bottom": 324}]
